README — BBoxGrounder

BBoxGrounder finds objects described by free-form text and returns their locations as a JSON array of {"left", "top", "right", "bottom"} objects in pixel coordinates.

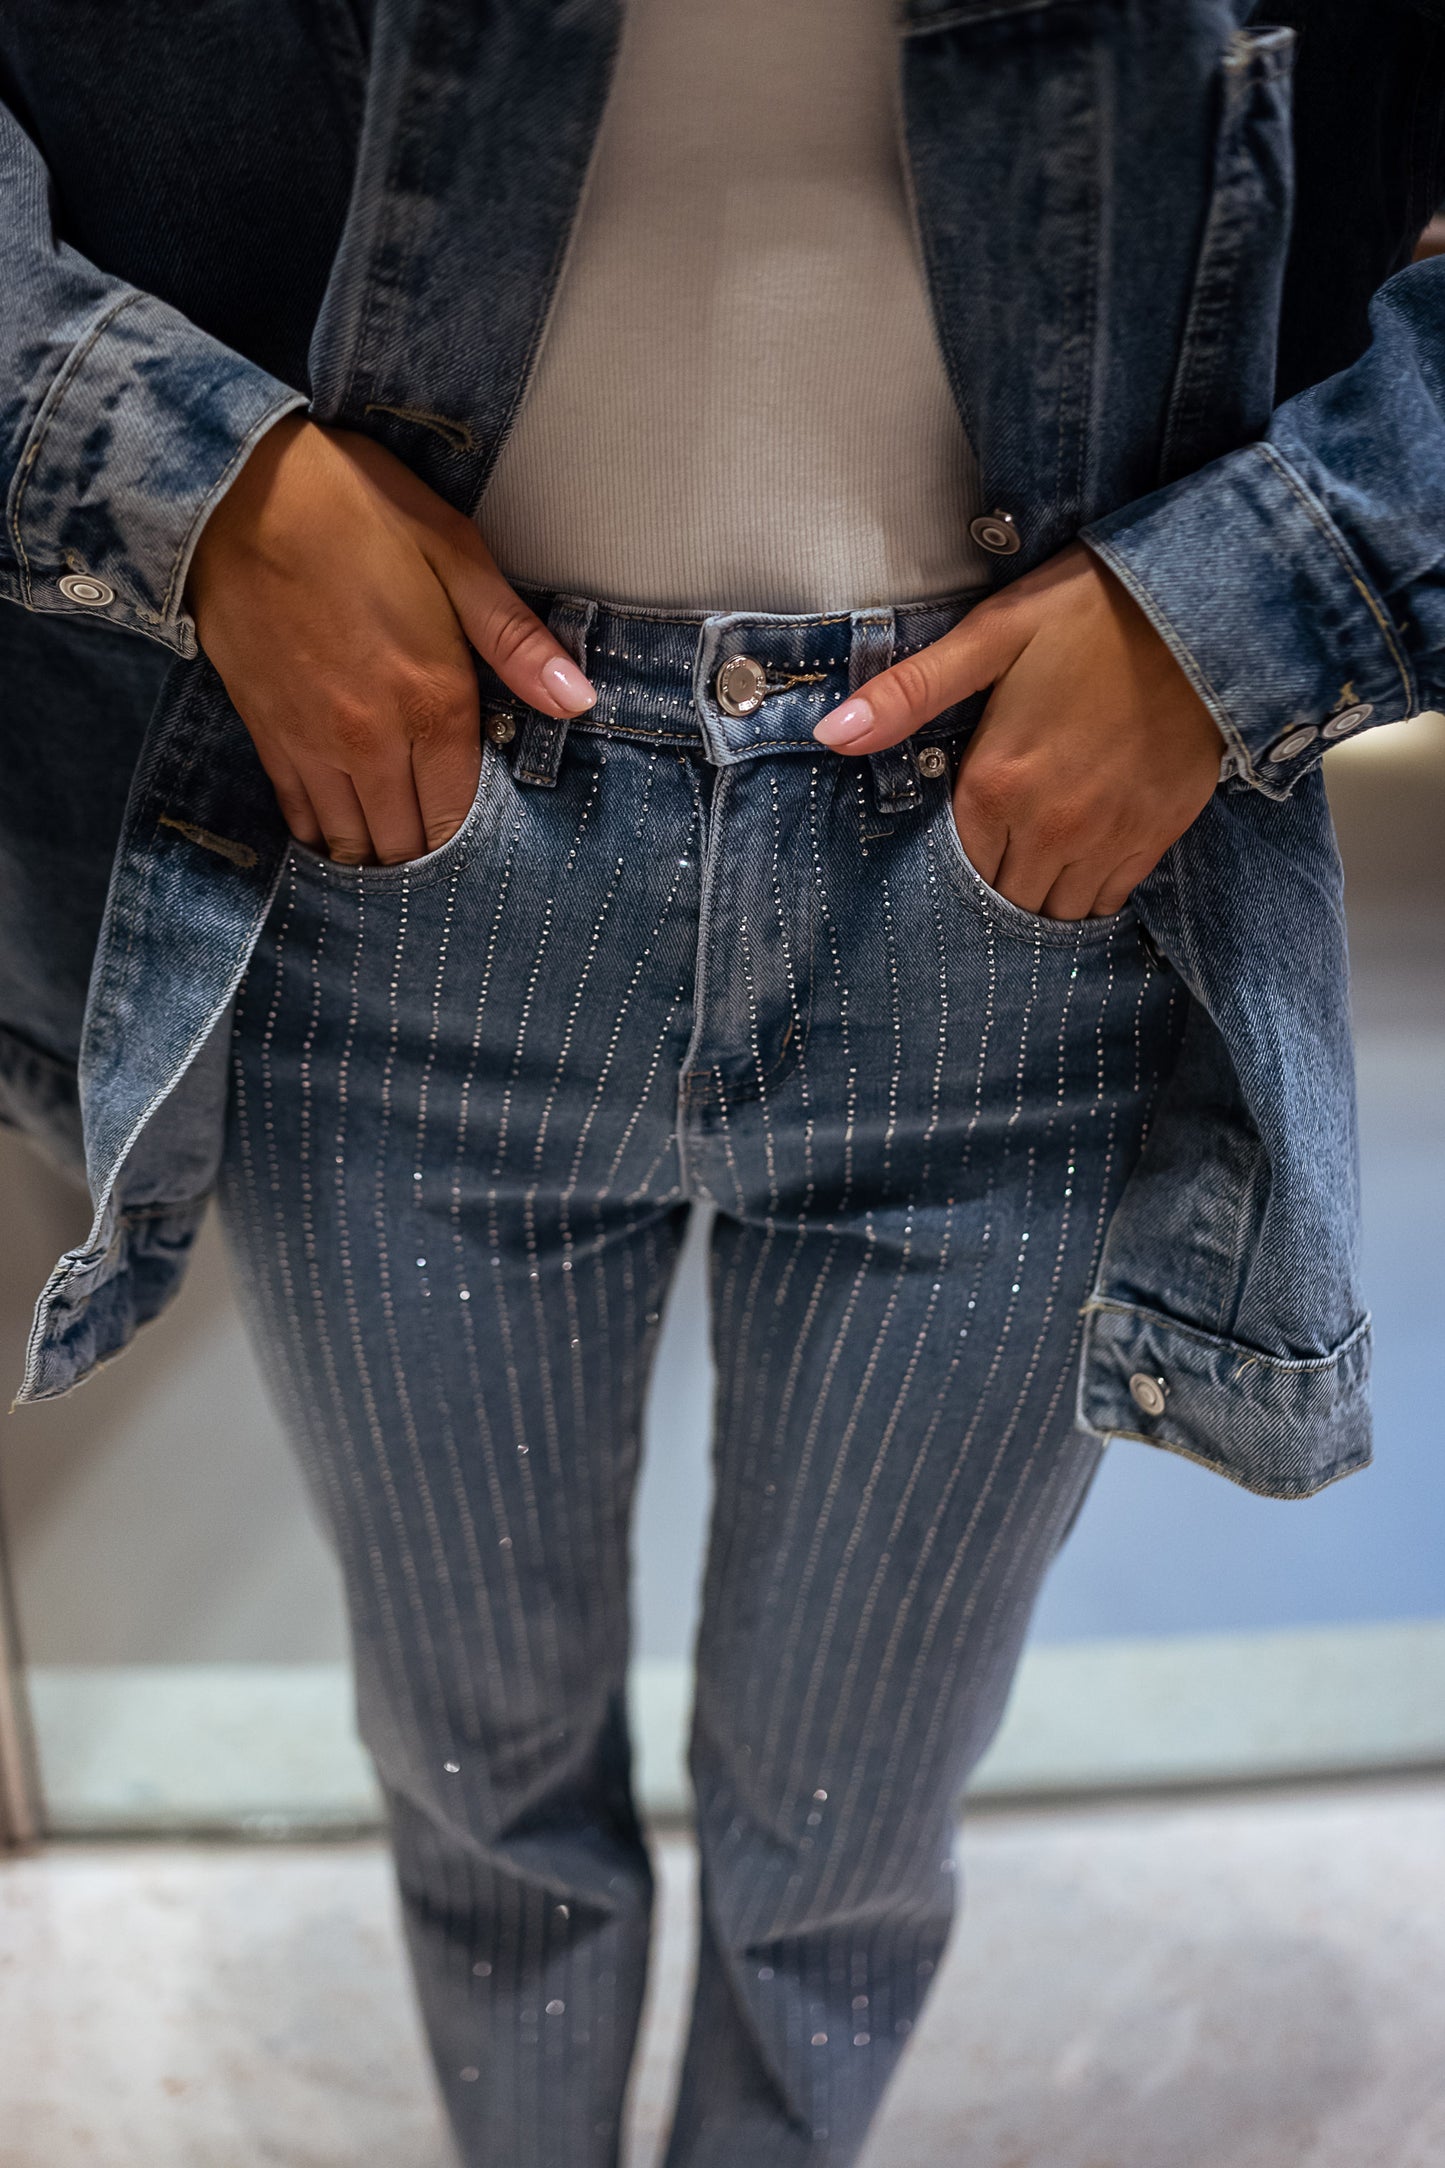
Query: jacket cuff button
[
  {"left": 1128, "top": 1371, "right": 1168, "bottom": 1417},
  {"left": 1322, "top": 702, "right": 1374, "bottom": 740},
  {"left": 1266, "top": 723, "right": 1319, "bottom": 764}
]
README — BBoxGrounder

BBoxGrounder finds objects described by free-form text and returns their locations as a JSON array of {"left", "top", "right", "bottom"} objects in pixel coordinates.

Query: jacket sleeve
[
  {"left": 1, "top": 96, "right": 307, "bottom": 659},
  {"left": 1081, "top": 253, "right": 1445, "bottom": 798}
]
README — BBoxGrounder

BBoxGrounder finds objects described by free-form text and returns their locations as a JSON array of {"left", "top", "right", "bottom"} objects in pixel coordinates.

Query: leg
[
  {"left": 672, "top": 1213, "right": 1103, "bottom": 2166},
  {"left": 664, "top": 752, "right": 1184, "bottom": 2165},
  {"left": 217, "top": 729, "right": 702, "bottom": 2165}
]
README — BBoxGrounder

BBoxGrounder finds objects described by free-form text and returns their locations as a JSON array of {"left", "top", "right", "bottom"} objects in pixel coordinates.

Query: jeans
[{"left": 217, "top": 588, "right": 1184, "bottom": 2167}]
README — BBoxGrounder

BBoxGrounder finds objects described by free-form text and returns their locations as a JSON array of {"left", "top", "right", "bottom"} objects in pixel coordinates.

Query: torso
[{"left": 477, "top": 0, "right": 990, "bottom": 612}]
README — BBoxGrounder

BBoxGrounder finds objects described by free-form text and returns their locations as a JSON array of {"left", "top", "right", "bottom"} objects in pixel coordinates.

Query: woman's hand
[
  {"left": 186, "top": 414, "right": 596, "bottom": 865},
  {"left": 813, "top": 544, "right": 1225, "bottom": 919}
]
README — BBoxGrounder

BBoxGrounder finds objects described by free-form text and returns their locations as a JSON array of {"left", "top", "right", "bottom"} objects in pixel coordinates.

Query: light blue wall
[{"left": 1032, "top": 1027, "right": 1445, "bottom": 1641}]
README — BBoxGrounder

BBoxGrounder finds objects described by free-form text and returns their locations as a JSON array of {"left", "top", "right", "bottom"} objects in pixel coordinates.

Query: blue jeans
[{"left": 217, "top": 589, "right": 1184, "bottom": 2168}]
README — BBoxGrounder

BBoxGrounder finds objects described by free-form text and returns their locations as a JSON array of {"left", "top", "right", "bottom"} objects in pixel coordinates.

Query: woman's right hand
[{"left": 185, "top": 414, "right": 595, "bottom": 865}]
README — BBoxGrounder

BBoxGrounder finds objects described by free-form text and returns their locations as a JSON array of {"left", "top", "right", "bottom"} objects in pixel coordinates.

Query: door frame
[{"left": 0, "top": 1514, "right": 42, "bottom": 1847}]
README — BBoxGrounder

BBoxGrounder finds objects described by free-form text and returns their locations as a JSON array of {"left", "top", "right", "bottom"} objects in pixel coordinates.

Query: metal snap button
[
  {"left": 968, "top": 510, "right": 1021, "bottom": 557},
  {"left": 1266, "top": 724, "right": 1319, "bottom": 764},
  {"left": 715, "top": 654, "right": 768, "bottom": 719},
  {"left": 1128, "top": 1372, "right": 1168, "bottom": 1417},
  {"left": 916, "top": 745, "right": 948, "bottom": 779},
  {"left": 485, "top": 713, "right": 517, "bottom": 745},
  {"left": 58, "top": 573, "right": 115, "bottom": 607},
  {"left": 1322, "top": 702, "right": 1374, "bottom": 740}
]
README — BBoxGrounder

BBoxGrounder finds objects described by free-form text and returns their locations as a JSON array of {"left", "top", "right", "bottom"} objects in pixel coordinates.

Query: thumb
[{"left": 812, "top": 599, "right": 1030, "bottom": 754}]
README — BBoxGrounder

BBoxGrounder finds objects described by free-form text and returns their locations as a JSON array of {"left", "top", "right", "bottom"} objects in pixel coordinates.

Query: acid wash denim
[
  {"left": 216, "top": 589, "right": 1184, "bottom": 2167},
  {"left": 7, "top": 0, "right": 1445, "bottom": 1494}
]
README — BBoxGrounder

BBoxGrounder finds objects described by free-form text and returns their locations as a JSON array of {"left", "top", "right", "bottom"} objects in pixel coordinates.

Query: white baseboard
[{"left": 24, "top": 1617, "right": 1445, "bottom": 1836}]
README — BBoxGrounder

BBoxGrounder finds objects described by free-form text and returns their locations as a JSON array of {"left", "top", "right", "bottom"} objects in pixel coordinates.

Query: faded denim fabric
[
  {"left": 5, "top": 0, "right": 1445, "bottom": 1492},
  {"left": 217, "top": 593, "right": 1184, "bottom": 2168}
]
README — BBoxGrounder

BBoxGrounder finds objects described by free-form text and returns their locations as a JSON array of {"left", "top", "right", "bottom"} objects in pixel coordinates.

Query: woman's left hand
[{"left": 812, "top": 543, "right": 1226, "bottom": 920}]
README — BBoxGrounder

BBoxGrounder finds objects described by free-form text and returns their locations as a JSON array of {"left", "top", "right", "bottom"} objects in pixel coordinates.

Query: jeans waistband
[{"left": 476, "top": 583, "right": 992, "bottom": 773}]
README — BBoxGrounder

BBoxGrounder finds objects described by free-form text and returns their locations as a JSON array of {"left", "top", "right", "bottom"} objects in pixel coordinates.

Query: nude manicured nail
[
  {"left": 813, "top": 698, "right": 873, "bottom": 749},
  {"left": 541, "top": 656, "right": 597, "bottom": 715}
]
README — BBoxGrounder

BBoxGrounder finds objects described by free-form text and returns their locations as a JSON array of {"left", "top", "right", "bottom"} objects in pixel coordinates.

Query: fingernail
[
  {"left": 813, "top": 698, "right": 873, "bottom": 750},
  {"left": 541, "top": 656, "right": 597, "bottom": 715}
]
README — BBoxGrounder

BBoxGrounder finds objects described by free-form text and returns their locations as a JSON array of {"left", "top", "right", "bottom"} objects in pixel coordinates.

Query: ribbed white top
[{"left": 477, "top": 0, "right": 989, "bottom": 613}]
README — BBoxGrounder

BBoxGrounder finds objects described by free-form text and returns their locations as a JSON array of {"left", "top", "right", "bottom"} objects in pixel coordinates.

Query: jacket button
[
  {"left": 968, "top": 510, "right": 1021, "bottom": 556},
  {"left": 1128, "top": 1372, "right": 1168, "bottom": 1417},
  {"left": 1322, "top": 702, "right": 1374, "bottom": 740},
  {"left": 58, "top": 573, "right": 115, "bottom": 607},
  {"left": 715, "top": 654, "right": 768, "bottom": 719},
  {"left": 1266, "top": 723, "right": 1318, "bottom": 763}
]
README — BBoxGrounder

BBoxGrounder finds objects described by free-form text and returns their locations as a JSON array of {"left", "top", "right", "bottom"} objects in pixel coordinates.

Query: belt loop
[
  {"left": 852, "top": 608, "right": 920, "bottom": 816},
  {"left": 514, "top": 594, "right": 596, "bottom": 788}
]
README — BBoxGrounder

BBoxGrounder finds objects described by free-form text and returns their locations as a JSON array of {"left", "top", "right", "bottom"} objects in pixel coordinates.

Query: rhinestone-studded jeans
[{"left": 217, "top": 588, "right": 1185, "bottom": 2168}]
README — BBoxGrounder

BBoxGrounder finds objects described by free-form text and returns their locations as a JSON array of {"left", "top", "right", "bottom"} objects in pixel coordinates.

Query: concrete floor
[{"left": 3, "top": 1778, "right": 1444, "bottom": 2168}]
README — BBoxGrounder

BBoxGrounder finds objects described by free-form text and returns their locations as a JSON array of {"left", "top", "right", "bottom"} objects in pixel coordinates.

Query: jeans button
[
  {"left": 916, "top": 746, "right": 948, "bottom": 779},
  {"left": 715, "top": 655, "right": 768, "bottom": 718}
]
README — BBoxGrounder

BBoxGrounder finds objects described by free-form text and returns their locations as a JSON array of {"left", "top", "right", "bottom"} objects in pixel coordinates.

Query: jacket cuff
[
  {"left": 1082, "top": 441, "right": 1415, "bottom": 798},
  {"left": 1078, "top": 1298, "right": 1373, "bottom": 1499},
  {"left": 9, "top": 290, "right": 306, "bottom": 657}
]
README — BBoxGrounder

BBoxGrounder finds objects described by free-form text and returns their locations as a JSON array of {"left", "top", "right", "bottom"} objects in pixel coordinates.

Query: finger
[
  {"left": 951, "top": 782, "right": 1008, "bottom": 889},
  {"left": 1091, "top": 851, "right": 1155, "bottom": 918},
  {"left": 429, "top": 528, "right": 597, "bottom": 720},
  {"left": 412, "top": 722, "right": 483, "bottom": 852},
  {"left": 257, "top": 741, "right": 326, "bottom": 850},
  {"left": 985, "top": 834, "right": 1063, "bottom": 917},
  {"left": 294, "top": 762, "right": 377, "bottom": 865},
  {"left": 392, "top": 651, "right": 482, "bottom": 851},
  {"left": 1040, "top": 862, "right": 1108, "bottom": 922},
  {"left": 812, "top": 601, "right": 1029, "bottom": 754},
  {"left": 350, "top": 754, "right": 429, "bottom": 866}
]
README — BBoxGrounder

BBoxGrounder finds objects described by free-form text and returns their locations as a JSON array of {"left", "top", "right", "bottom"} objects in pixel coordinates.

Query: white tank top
[{"left": 477, "top": 0, "right": 990, "bottom": 613}]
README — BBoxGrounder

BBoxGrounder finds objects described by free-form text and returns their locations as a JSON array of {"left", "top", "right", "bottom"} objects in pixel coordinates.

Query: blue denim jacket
[{"left": 3, "top": 0, "right": 1443, "bottom": 1495}]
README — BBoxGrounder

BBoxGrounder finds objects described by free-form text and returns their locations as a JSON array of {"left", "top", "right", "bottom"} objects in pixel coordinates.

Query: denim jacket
[{"left": 3, "top": 0, "right": 1444, "bottom": 1496}]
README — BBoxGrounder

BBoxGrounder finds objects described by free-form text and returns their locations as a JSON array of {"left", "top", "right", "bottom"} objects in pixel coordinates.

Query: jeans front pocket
[
  {"left": 286, "top": 727, "right": 504, "bottom": 893},
  {"left": 926, "top": 769, "right": 1137, "bottom": 946}
]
